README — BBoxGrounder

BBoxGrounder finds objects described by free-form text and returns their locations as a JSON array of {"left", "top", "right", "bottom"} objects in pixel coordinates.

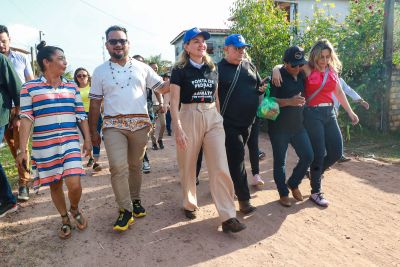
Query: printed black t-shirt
[
  {"left": 170, "top": 63, "right": 217, "bottom": 104},
  {"left": 268, "top": 67, "right": 305, "bottom": 134}
]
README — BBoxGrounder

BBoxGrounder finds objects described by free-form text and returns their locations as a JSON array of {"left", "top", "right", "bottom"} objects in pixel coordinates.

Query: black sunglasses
[
  {"left": 76, "top": 74, "right": 88, "bottom": 78},
  {"left": 291, "top": 64, "right": 304, "bottom": 68},
  {"left": 107, "top": 39, "right": 128, "bottom": 46}
]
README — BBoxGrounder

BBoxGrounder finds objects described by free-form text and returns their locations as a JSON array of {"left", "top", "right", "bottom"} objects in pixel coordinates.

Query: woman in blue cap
[{"left": 168, "top": 27, "right": 246, "bottom": 233}]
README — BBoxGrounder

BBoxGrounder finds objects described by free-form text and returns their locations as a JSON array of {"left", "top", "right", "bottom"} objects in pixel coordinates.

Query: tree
[
  {"left": 229, "top": 0, "right": 291, "bottom": 76},
  {"left": 145, "top": 54, "right": 172, "bottom": 75}
]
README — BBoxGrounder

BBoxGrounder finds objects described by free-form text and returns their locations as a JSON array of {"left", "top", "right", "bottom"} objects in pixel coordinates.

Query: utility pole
[
  {"left": 39, "top": 30, "right": 44, "bottom": 42},
  {"left": 382, "top": 0, "right": 395, "bottom": 131}
]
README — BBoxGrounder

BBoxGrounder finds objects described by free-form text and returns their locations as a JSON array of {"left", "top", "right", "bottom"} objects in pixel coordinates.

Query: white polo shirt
[{"left": 90, "top": 58, "right": 163, "bottom": 116}]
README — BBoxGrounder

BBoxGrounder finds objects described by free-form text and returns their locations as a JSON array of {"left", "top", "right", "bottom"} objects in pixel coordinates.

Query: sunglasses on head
[
  {"left": 107, "top": 39, "right": 128, "bottom": 46},
  {"left": 76, "top": 74, "right": 88, "bottom": 78},
  {"left": 291, "top": 64, "right": 304, "bottom": 68}
]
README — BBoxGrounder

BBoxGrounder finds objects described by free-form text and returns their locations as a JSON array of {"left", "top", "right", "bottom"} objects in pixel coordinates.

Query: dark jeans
[
  {"left": 269, "top": 128, "right": 313, "bottom": 197},
  {"left": 166, "top": 110, "right": 172, "bottom": 134},
  {"left": 0, "top": 125, "right": 16, "bottom": 205},
  {"left": 224, "top": 123, "right": 251, "bottom": 201},
  {"left": 303, "top": 106, "right": 343, "bottom": 194},
  {"left": 247, "top": 118, "right": 260, "bottom": 175}
]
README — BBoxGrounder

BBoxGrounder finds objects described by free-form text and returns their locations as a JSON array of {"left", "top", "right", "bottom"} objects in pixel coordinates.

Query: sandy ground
[{"left": 1, "top": 132, "right": 399, "bottom": 267}]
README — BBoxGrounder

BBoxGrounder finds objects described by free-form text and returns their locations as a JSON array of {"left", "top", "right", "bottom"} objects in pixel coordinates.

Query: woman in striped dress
[{"left": 17, "top": 42, "right": 91, "bottom": 239}]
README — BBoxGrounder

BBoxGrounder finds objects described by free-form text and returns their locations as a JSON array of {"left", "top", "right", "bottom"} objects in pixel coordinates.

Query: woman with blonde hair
[
  {"left": 169, "top": 27, "right": 245, "bottom": 233},
  {"left": 273, "top": 39, "right": 359, "bottom": 207}
]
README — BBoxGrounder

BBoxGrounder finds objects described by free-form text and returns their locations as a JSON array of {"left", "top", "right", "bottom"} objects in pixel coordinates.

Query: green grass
[
  {"left": 0, "top": 144, "right": 19, "bottom": 187},
  {"left": 344, "top": 127, "right": 400, "bottom": 163}
]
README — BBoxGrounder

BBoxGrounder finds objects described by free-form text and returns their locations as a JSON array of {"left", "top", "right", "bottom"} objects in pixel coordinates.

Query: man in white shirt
[
  {"left": 89, "top": 25, "right": 169, "bottom": 232},
  {"left": 0, "top": 25, "right": 34, "bottom": 201},
  {"left": 333, "top": 78, "right": 369, "bottom": 162}
]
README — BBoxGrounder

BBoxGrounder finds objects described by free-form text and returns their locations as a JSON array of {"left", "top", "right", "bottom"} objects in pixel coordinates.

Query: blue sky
[{"left": 2, "top": 0, "right": 235, "bottom": 73}]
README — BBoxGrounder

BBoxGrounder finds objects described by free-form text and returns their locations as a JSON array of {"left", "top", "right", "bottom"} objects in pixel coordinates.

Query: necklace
[{"left": 109, "top": 57, "right": 133, "bottom": 89}]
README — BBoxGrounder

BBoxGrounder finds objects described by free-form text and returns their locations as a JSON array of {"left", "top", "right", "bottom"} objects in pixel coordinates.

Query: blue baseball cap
[
  {"left": 183, "top": 27, "right": 210, "bottom": 44},
  {"left": 224, "top": 34, "right": 252, "bottom": 47}
]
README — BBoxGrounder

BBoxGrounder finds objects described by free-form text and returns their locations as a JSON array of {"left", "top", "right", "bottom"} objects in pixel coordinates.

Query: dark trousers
[
  {"left": 247, "top": 118, "right": 260, "bottom": 175},
  {"left": 224, "top": 123, "right": 250, "bottom": 201},
  {"left": 196, "top": 146, "right": 203, "bottom": 178},
  {"left": 269, "top": 128, "right": 313, "bottom": 197},
  {"left": 303, "top": 106, "right": 343, "bottom": 194},
  {"left": 0, "top": 125, "right": 16, "bottom": 205},
  {"left": 166, "top": 110, "right": 172, "bottom": 134}
]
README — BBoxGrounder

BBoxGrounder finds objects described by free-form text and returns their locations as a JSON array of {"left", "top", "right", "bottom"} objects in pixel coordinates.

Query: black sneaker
[
  {"left": 18, "top": 186, "right": 30, "bottom": 201},
  {"left": 132, "top": 199, "right": 146, "bottom": 218},
  {"left": 157, "top": 139, "right": 164, "bottom": 149},
  {"left": 113, "top": 209, "right": 134, "bottom": 231},
  {"left": 222, "top": 218, "right": 246, "bottom": 233},
  {"left": 0, "top": 202, "right": 18, "bottom": 218},
  {"left": 152, "top": 143, "right": 158, "bottom": 150}
]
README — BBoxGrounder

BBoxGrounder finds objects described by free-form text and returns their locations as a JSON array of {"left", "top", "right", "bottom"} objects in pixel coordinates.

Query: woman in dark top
[{"left": 169, "top": 27, "right": 245, "bottom": 233}]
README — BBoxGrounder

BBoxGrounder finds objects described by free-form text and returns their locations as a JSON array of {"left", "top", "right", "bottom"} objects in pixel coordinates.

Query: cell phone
[{"left": 22, "top": 159, "right": 30, "bottom": 174}]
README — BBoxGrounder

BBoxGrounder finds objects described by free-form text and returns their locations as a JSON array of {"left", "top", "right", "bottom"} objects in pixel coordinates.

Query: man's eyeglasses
[
  {"left": 107, "top": 39, "right": 128, "bottom": 46},
  {"left": 76, "top": 74, "right": 88, "bottom": 78},
  {"left": 291, "top": 64, "right": 304, "bottom": 68}
]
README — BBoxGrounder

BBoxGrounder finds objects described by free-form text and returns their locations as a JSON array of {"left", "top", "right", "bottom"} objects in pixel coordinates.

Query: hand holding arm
[{"left": 88, "top": 99, "right": 102, "bottom": 147}]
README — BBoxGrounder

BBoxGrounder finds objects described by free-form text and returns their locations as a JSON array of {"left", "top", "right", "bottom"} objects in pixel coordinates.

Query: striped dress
[{"left": 20, "top": 76, "right": 87, "bottom": 189}]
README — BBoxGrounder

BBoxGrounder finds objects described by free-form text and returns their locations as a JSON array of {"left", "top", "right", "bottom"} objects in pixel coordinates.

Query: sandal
[
  {"left": 69, "top": 207, "right": 88, "bottom": 230},
  {"left": 59, "top": 214, "right": 72, "bottom": 240}
]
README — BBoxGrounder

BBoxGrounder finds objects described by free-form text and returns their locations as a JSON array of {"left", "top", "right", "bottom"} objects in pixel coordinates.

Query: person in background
[
  {"left": 0, "top": 53, "right": 21, "bottom": 217},
  {"left": 218, "top": 34, "right": 266, "bottom": 214},
  {"left": 333, "top": 78, "right": 369, "bottom": 163},
  {"left": 0, "top": 25, "right": 34, "bottom": 201},
  {"left": 272, "top": 39, "right": 359, "bottom": 207},
  {"left": 268, "top": 46, "right": 313, "bottom": 207},
  {"left": 74, "top": 67, "right": 102, "bottom": 172},
  {"left": 149, "top": 62, "right": 166, "bottom": 150},
  {"left": 89, "top": 26, "right": 169, "bottom": 231},
  {"left": 168, "top": 27, "right": 246, "bottom": 233},
  {"left": 18, "top": 42, "right": 90, "bottom": 238},
  {"left": 163, "top": 73, "right": 172, "bottom": 136},
  {"left": 133, "top": 54, "right": 151, "bottom": 174}
]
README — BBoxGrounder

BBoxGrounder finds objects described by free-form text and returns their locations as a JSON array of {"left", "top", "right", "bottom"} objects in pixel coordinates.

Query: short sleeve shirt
[
  {"left": 269, "top": 67, "right": 305, "bottom": 134},
  {"left": 8, "top": 50, "right": 33, "bottom": 83},
  {"left": 89, "top": 58, "right": 163, "bottom": 116},
  {"left": 170, "top": 63, "right": 217, "bottom": 104}
]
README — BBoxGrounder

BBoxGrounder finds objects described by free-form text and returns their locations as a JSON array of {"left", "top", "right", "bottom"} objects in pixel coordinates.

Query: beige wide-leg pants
[{"left": 177, "top": 103, "right": 236, "bottom": 222}]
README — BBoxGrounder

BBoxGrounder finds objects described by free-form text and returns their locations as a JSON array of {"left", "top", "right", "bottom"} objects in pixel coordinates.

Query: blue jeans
[
  {"left": 303, "top": 106, "right": 343, "bottom": 194},
  {"left": 269, "top": 128, "right": 313, "bottom": 197},
  {"left": 0, "top": 125, "right": 16, "bottom": 205}
]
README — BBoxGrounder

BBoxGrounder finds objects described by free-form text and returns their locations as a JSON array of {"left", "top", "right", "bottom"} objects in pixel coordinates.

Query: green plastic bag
[{"left": 257, "top": 85, "right": 280, "bottom": 121}]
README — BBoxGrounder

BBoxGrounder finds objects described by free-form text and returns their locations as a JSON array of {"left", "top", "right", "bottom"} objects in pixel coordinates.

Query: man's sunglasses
[
  {"left": 107, "top": 39, "right": 128, "bottom": 46},
  {"left": 76, "top": 74, "right": 88, "bottom": 78},
  {"left": 291, "top": 64, "right": 304, "bottom": 68}
]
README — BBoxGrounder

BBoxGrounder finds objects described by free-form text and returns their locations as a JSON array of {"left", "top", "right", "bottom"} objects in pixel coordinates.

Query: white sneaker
[
  {"left": 251, "top": 174, "right": 264, "bottom": 186},
  {"left": 142, "top": 161, "right": 151, "bottom": 173},
  {"left": 309, "top": 193, "right": 329, "bottom": 207}
]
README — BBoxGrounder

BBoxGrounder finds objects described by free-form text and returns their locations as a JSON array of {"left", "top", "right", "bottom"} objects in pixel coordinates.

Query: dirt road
[{"left": 1, "top": 133, "right": 399, "bottom": 267}]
